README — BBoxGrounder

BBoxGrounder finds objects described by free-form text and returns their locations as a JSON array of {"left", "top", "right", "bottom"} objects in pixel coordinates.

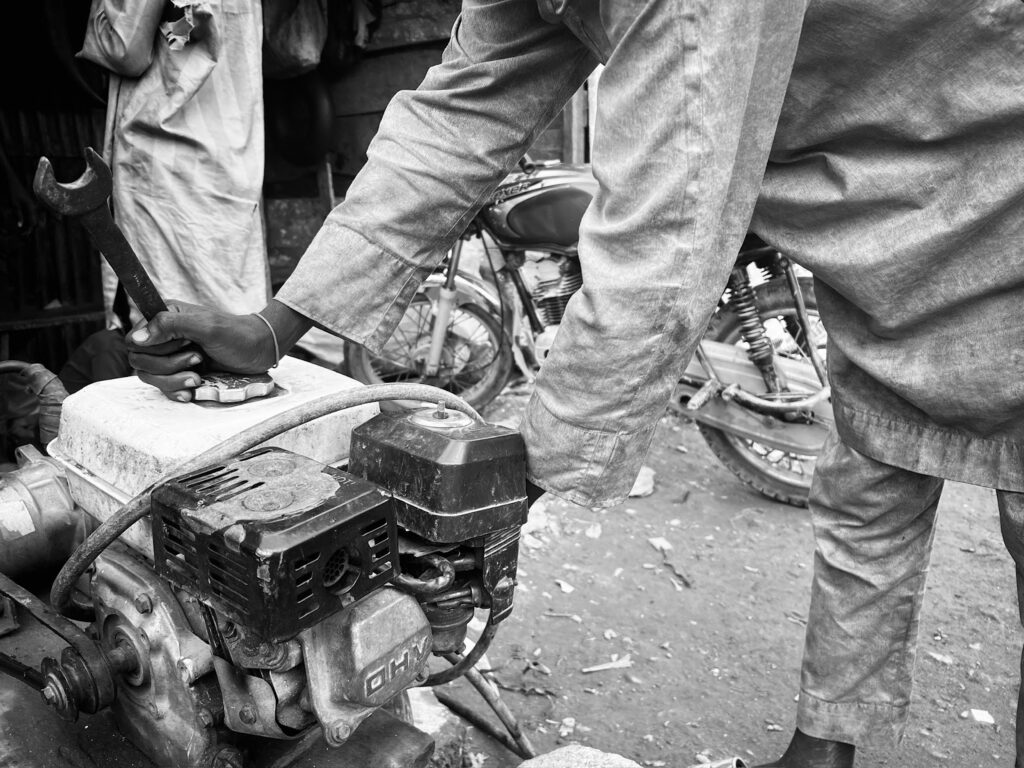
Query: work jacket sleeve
[
  {"left": 516, "top": 2, "right": 809, "bottom": 506},
  {"left": 275, "top": 0, "right": 597, "bottom": 350}
]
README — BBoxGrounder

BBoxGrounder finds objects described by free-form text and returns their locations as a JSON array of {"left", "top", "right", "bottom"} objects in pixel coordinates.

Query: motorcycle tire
[
  {"left": 342, "top": 296, "right": 513, "bottom": 411},
  {"left": 695, "top": 276, "right": 827, "bottom": 508}
]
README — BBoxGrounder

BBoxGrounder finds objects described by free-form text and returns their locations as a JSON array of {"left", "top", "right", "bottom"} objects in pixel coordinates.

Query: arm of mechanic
[
  {"left": 129, "top": 0, "right": 596, "bottom": 392},
  {"left": 514, "top": 3, "right": 809, "bottom": 507}
]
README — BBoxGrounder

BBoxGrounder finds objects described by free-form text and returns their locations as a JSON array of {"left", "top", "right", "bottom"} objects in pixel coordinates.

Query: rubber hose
[
  {"left": 20, "top": 363, "right": 69, "bottom": 446},
  {"left": 421, "top": 621, "right": 497, "bottom": 687},
  {"left": 0, "top": 361, "right": 69, "bottom": 447},
  {"left": 50, "top": 383, "right": 481, "bottom": 619}
]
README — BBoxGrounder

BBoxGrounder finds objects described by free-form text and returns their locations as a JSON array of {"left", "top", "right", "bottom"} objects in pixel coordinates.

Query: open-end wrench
[
  {"left": 32, "top": 147, "right": 274, "bottom": 403},
  {"left": 33, "top": 147, "right": 168, "bottom": 321}
]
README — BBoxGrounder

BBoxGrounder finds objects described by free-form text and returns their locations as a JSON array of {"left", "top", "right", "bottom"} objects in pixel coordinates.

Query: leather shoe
[{"left": 754, "top": 729, "right": 855, "bottom": 768}]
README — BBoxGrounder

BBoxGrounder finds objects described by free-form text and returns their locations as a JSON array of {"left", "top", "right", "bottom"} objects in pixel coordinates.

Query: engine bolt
[
  {"left": 177, "top": 657, "right": 197, "bottom": 684},
  {"left": 212, "top": 746, "right": 245, "bottom": 768},
  {"left": 238, "top": 705, "right": 257, "bottom": 725},
  {"left": 133, "top": 594, "right": 153, "bottom": 614},
  {"left": 197, "top": 708, "right": 214, "bottom": 727},
  {"left": 41, "top": 682, "right": 59, "bottom": 707}
]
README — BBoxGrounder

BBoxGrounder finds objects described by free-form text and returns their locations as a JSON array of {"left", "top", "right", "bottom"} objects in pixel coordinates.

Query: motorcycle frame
[{"left": 683, "top": 260, "right": 831, "bottom": 416}]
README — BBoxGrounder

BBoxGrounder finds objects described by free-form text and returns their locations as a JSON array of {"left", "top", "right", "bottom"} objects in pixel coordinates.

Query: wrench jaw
[{"left": 32, "top": 147, "right": 112, "bottom": 217}]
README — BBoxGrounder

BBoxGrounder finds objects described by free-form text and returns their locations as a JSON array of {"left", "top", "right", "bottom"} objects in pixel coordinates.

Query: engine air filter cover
[
  {"left": 348, "top": 410, "right": 529, "bottom": 543},
  {"left": 151, "top": 447, "right": 398, "bottom": 641}
]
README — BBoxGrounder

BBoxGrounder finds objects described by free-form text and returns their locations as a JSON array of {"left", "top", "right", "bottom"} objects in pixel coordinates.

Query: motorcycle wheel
[
  {"left": 695, "top": 277, "right": 827, "bottom": 508},
  {"left": 343, "top": 295, "right": 512, "bottom": 411}
]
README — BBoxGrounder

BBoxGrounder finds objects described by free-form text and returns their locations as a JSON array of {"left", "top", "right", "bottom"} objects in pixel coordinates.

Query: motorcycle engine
[
  {"left": 40, "top": 361, "right": 528, "bottom": 768},
  {"left": 525, "top": 253, "right": 583, "bottom": 329},
  {"left": 520, "top": 253, "right": 583, "bottom": 361}
]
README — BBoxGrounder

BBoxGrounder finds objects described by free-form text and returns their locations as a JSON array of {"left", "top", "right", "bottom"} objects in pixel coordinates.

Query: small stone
[
  {"left": 518, "top": 745, "right": 642, "bottom": 768},
  {"left": 629, "top": 466, "right": 656, "bottom": 498},
  {"left": 961, "top": 709, "right": 995, "bottom": 725}
]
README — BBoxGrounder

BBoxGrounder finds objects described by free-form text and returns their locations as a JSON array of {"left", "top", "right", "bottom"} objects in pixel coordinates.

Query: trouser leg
[
  {"left": 794, "top": 428, "right": 944, "bottom": 745},
  {"left": 994, "top": 491, "right": 1024, "bottom": 768}
]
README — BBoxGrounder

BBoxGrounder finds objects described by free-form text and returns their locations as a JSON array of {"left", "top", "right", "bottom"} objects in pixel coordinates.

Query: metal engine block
[
  {"left": 45, "top": 406, "right": 531, "bottom": 768},
  {"left": 151, "top": 448, "right": 399, "bottom": 641}
]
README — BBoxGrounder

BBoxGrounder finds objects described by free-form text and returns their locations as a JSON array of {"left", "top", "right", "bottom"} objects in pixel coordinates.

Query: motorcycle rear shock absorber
[{"left": 728, "top": 267, "right": 785, "bottom": 394}]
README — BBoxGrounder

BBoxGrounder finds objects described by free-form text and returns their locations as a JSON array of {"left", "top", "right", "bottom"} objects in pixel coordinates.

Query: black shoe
[{"left": 754, "top": 729, "right": 855, "bottom": 768}]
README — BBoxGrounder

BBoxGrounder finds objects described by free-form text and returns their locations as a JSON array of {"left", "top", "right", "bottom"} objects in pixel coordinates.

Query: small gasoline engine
[{"left": 0, "top": 359, "right": 528, "bottom": 768}]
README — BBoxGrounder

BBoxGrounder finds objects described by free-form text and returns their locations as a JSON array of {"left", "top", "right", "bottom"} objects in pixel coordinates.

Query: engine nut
[
  {"left": 238, "top": 705, "right": 257, "bottom": 725},
  {"left": 212, "top": 746, "right": 245, "bottom": 768},
  {"left": 177, "top": 657, "right": 198, "bottom": 685},
  {"left": 323, "top": 719, "right": 353, "bottom": 746},
  {"left": 133, "top": 594, "right": 153, "bottom": 614}
]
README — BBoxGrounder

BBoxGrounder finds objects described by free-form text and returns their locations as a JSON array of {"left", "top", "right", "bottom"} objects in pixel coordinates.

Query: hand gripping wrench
[{"left": 33, "top": 147, "right": 274, "bottom": 403}]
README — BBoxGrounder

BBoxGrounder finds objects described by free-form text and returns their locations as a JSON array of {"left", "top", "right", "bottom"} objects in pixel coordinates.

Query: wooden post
[{"left": 562, "top": 86, "right": 587, "bottom": 163}]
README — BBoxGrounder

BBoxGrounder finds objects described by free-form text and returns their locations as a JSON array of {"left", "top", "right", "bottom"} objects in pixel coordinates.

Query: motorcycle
[{"left": 344, "top": 159, "right": 833, "bottom": 507}]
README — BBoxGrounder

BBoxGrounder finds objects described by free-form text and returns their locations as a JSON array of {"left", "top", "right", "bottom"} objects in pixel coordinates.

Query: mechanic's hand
[{"left": 127, "top": 301, "right": 274, "bottom": 402}]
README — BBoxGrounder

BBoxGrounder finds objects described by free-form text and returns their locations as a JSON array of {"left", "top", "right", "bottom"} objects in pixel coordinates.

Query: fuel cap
[
  {"left": 193, "top": 372, "right": 276, "bottom": 403},
  {"left": 408, "top": 402, "right": 474, "bottom": 430}
]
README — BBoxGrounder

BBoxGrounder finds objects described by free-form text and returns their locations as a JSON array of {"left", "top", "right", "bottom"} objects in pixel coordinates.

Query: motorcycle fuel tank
[{"left": 481, "top": 162, "right": 597, "bottom": 251}]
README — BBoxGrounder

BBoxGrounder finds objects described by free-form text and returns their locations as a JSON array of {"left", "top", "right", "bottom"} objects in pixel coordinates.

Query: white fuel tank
[{"left": 47, "top": 356, "right": 377, "bottom": 558}]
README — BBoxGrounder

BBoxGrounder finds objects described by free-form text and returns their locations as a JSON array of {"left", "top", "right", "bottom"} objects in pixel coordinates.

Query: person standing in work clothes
[
  {"left": 127, "top": 2, "right": 1024, "bottom": 766},
  {"left": 78, "top": 0, "right": 270, "bottom": 330}
]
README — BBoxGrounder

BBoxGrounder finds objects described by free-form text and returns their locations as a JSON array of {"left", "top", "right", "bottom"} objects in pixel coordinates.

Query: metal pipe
[
  {"left": 432, "top": 688, "right": 528, "bottom": 759},
  {"left": 393, "top": 555, "right": 455, "bottom": 596},
  {"left": 446, "top": 663, "right": 537, "bottom": 759},
  {"left": 0, "top": 651, "right": 44, "bottom": 690},
  {"left": 425, "top": 241, "right": 464, "bottom": 376},
  {"left": 783, "top": 264, "right": 828, "bottom": 386},
  {"left": 728, "top": 384, "right": 832, "bottom": 415}
]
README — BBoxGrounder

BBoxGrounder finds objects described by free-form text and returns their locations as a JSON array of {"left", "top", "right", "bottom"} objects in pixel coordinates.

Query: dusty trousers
[{"left": 794, "top": 428, "right": 1024, "bottom": 758}]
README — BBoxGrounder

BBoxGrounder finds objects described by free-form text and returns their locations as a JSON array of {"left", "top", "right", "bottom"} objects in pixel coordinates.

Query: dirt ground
[
  {"left": 2, "top": 384, "right": 1022, "bottom": 768},
  {"left": 445, "top": 387, "right": 1024, "bottom": 768}
]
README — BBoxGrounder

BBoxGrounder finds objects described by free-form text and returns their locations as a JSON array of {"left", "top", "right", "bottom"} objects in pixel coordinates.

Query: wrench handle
[{"left": 80, "top": 206, "right": 168, "bottom": 321}]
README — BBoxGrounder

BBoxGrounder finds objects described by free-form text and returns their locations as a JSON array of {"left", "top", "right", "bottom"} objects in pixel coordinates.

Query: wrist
[
  {"left": 250, "top": 312, "right": 280, "bottom": 368},
  {"left": 254, "top": 299, "right": 314, "bottom": 364}
]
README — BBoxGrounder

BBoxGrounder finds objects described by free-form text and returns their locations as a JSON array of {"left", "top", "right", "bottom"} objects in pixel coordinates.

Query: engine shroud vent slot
[{"left": 151, "top": 447, "right": 399, "bottom": 641}]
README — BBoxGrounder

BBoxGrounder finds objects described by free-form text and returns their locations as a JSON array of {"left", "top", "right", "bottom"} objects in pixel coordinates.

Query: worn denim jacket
[{"left": 277, "top": 0, "right": 1024, "bottom": 505}]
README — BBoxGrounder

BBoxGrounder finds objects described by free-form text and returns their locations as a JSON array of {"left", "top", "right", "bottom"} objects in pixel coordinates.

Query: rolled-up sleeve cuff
[
  {"left": 275, "top": 221, "right": 436, "bottom": 355},
  {"left": 520, "top": 390, "right": 655, "bottom": 508}
]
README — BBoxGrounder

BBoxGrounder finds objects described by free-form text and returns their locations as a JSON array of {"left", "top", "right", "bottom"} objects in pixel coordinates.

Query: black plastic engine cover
[
  {"left": 348, "top": 410, "right": 529, "bottom": 543},
  {"left": 151, "top": 447, "right": 398, "bottom": 642}
]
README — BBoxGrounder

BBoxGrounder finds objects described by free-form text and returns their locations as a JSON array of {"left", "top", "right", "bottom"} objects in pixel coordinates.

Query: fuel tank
[{"left": 480, "top": 162, "right": 597, "bottom": 252}]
